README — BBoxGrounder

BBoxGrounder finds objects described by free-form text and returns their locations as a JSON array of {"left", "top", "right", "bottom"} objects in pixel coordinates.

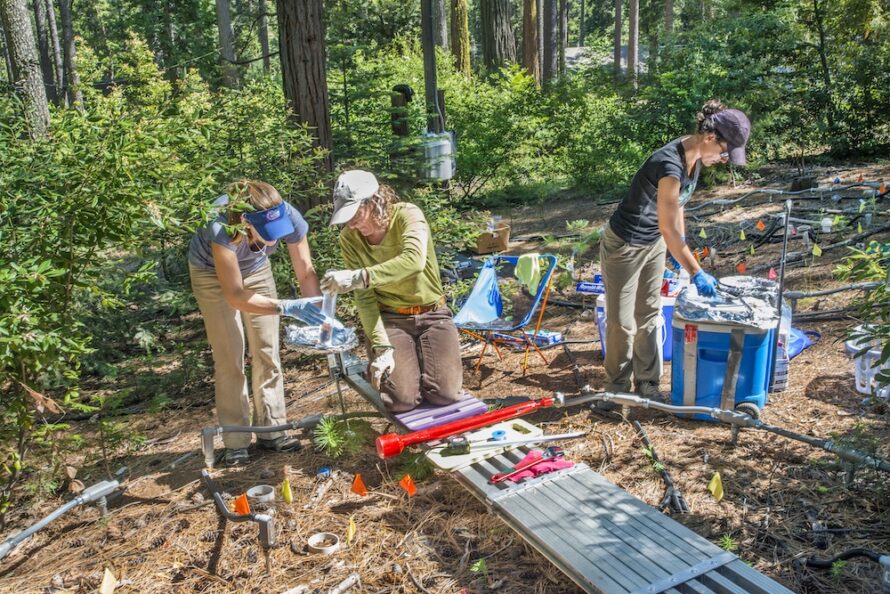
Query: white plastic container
[
  {"left": 316, "top": 293, "right": 337, "bottom": 348},
  {"left": 421, "top": 132, "right": 456, "bottom": 181},
  {"left": 844, "top": 325, "right": 890, "bottom": 399}
]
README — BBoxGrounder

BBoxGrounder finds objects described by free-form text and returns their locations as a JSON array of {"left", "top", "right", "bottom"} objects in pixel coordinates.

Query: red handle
[
  {"left": 489, "top": 456, "right": 549, "bottom": 484},
  {"left": 375, "top": 397, "right": 555, "bottom": 459}
]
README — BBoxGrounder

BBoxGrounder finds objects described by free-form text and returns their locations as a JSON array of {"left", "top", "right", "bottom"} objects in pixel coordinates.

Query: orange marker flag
[
  {"left": 693, "top": 250, "right": 701, "bottom": 263},
  {"left": 234, "top": 493, "right": 251, "bottom": 515},
  {"left": 702, "top": 246, "right": 710, "bottom": 258},
  {"left": 399, "top": 474, "right": 417, "bottom": 497},
  {"left": 736, "top": 262, "right": 747, "bottom": 274},
  {"left": 351, "top": 473, "right": 368, "bottom": 496},
  {"left": 857, "top": 173, "right": 864, "bottom": 183},
  {"left": 755, "top": 220, "right": 766, "bottom": 232},
  {"left": 880, "top": 183, "right": 887, "bottom": 194}
]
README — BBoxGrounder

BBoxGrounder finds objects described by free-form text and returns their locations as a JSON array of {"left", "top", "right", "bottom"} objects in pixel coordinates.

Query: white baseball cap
[{"left": 329, "top": 170, "right": 380, "bottom": 225}]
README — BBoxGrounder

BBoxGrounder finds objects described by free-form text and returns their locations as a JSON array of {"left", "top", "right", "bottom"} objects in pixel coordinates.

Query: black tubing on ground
[{"left": 805, "top": 548, "right": 884, "bottom": 568}]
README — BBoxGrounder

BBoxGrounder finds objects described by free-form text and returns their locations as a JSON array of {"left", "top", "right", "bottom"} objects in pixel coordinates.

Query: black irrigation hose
[
  {"left": 631, "top": 420, "right": 689, "bottom": 514},
  {"left": 805, "top": 548, "right": 886, "bottom": 567}
]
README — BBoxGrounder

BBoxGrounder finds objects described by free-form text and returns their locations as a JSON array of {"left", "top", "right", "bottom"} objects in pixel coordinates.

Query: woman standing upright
[{"left": 600, "top": 101, "right": 751, "bottom": 400}]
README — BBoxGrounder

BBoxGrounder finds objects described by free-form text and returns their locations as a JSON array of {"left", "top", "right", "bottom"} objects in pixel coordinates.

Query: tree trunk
[
  {"left": 812, "top": 0, "right": 835, "bottom": 132},
  {"left": 542, "top": 0, "right": 556, "bottom": 82},
  {"left": 480, "top": 0, "right": 516, "bottom": 71},
  {"left": 627, "top": 0, "right": 637, "bottom": 87},
  {"left": 612, "top": 0, "right": 621, "bottom": 76},
  {"left": 536, "top": 0, "right": 543, "bottom": 73},
  {"left": 0, "top": 0, "right": 50, "bottom": 136},
  {"left": 0, "top": 19, "right": 14, "bottom": 83},
  {"left": 32, "top": 0, "right": 56, "bottom": 103},
  {"left": 433, "top": 0, "right": 448, "bottom": 49},
  {"left": 45, "top": 0, "right": 64, "bottom": 101},
  {"left": 664, "top": 0, "right": 673, "bottom": 35},
  {"left": 258, "top": 0, "right": 270, "bottom": 71},
  {"left": 450, "top": 0, "right": 470, "bottom": 75},
  {"left": 57, "top": 0, "right": 81, "bottom": 109},
  {"left": 215, "top": 0, "right": 239, "bottom": 87},
  {"left": 421, "top": 0, "right": 442, "bottom": 133},
  {"left": 276, "top": 0, "right": 333, "bottom": 187},
  {"left": 558, "top": 0, "right": 566, "bottom": 76},
  {"left": 522, "top": 0, "right": 540, "bottom": 83},
  {"left": 578, "top": 0, "right": 585, "bottom": 46}
]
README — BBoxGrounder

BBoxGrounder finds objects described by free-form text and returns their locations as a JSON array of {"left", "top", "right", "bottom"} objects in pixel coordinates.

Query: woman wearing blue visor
[{"left": 188, "top": 180, "right": 323, "bottom": 466}]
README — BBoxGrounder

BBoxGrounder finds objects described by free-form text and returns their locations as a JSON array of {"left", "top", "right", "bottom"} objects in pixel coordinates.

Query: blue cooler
[
  {"left": 596, "top": 294, "right": 675, "bottom": 361},
  {"left": 671, "top": 317, "right": 774, "bottom": 421}
]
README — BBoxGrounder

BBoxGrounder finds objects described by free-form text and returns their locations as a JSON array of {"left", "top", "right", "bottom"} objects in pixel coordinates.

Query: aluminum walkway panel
[{"left": 455, "top": 449, "right": 794, "bottom": 594}]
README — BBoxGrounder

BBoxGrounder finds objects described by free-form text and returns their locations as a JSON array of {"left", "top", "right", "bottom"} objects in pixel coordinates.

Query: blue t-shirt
[
  {"left": 187, "top": 195, "right": 310, "bottom": 275},
  {"left": 609, "top": 138, "right": 701, "bottom": 245}
]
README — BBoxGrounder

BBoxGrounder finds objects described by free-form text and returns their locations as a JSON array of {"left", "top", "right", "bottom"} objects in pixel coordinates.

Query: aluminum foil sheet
[
  {"left": 284, "top": 324, "right": 359, "bottom": 354},
  {"left": 675, "top": 275, "right": 779, "bottom": 330}
]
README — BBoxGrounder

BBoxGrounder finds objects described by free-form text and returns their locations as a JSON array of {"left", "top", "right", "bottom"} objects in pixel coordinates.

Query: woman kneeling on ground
[
  {"left": 188, "top": 180, "right": 324, "bottom": 466},
  {"left": 600, "top": 100, "right": 750, "bottom": 401},
  {"left": 321, "top": 170, "right": 464, "bottom": 413}
]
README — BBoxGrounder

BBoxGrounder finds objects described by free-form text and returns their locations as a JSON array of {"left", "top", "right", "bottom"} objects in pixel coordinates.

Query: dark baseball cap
[
  {"left": 712, "top": 109, "right": 751, "bottom": 166},
  {"left": 243, "top": 202, "right": 294, "bottom": 242}
]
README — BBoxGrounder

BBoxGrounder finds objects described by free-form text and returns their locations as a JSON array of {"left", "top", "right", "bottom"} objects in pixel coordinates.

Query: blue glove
[
  {"left": 667, "top": 254, "right": 681, "bottom": 271},
  {"left": 278, "top": 298, "right": 325, "bottom": 325},
  {"left": 692, "top": 270, "right": 718, "bottom": 297}
]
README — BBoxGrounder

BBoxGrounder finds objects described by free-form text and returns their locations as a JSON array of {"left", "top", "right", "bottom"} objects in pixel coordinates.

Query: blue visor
[{"left": 243, "top": 203, "right": 294, "bottom": 242}]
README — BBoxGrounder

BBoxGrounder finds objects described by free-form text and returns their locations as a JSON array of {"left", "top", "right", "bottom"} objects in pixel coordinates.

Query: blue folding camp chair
[{"left": 454, "top": 254, "right": 558, "bottom": 373}]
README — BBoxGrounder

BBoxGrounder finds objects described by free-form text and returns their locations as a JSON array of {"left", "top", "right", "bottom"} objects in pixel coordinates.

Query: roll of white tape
[{"left": 307, "top": 532, "right": 340, "bottom": 555}]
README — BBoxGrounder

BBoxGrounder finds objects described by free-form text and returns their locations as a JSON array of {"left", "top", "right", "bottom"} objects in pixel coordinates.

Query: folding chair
[{"left": 454, "top": 254, "right": 558, "bottom": 373}]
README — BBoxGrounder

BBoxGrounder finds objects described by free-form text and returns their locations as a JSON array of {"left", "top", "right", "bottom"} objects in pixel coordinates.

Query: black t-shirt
[{"left": 608, "top": 138, "right": 701, "bottom": 245}]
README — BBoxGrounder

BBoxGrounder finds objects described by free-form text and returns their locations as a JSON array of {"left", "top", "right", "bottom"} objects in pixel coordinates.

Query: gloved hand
[
  {"left": 320, "top": 269, "right": 367, "bottom": 295},
  {"left": 369, "top": 347, "right": 396, "bottom": 390},
  {"left": 692, "top": 270, "right": 718, "bottom": 297},
  {"left": 667, "top": 254, "right": 682, "bottom": 271},
  {"left": 278, "top": 298, "right": 325, "bottom": 325}
]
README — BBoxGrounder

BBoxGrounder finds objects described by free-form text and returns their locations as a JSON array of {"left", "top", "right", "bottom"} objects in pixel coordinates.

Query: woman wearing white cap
[
  {"left": 600, "top": 100, "right": 751, "bottom": 401},
  {"left": 321, "top": 170, "right": 464, "bottom": 412},
  {"left": 188, "top": 180, "right": 324, "bottom": 466}
]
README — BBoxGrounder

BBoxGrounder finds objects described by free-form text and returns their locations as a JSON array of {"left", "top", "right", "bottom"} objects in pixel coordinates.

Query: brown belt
[{"left": 380, "top": 296, "right": 446, "bottom": 316}]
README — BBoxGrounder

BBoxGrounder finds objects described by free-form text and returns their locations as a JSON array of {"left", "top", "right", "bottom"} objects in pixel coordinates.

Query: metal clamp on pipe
[{"left": 201, "top": 470, "right": 276, "bottom": 550}]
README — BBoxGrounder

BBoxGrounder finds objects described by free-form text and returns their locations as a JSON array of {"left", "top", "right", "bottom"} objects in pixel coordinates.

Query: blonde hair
[
  {"left": 363, "top": 184, "right": 399, "bottom": 228},
  {"left": 225, "top": 180, "right": 282, "bottom": 244}
]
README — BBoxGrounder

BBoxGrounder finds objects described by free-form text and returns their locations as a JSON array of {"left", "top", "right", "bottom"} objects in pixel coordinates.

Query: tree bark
[
  {"left": 450, "top": 0, "right": 471, "bottom": 75},
  {"left": 811, "top": 0, "right": 835, "bottom": 132},
  {"left": 664, "top": 0, "right": 673, "bottom": 35},
  {"left": 628, "top": 0, "right": 637, "bottom": 87},
  {"left": 215, "top": 0, "right": 239, "bottom": 87},
  {"left": 258, "top": 0, "right": 270, "bottom": 71},
  {"left": 542, "top": 0, "right": 556, "bottom": 82},
  {"left": 522, "top": 0, "right": 540, "bottom": 83},
  {"left": 45, "top": 0, "right": 63, "bottom": 100},
  {"left": 480, "top": 0, "right": 516, "bottom": 71},
  {"left": 578, "top": 0, "right": 585, "bottom": 46},
  {"left": 57, "top": 0, "right": 81, "bottom": 109},
  {"left": 0, "top": 0, "right": 50, "bottom": 136},
  {"left": 0, "top": 19, "right": 14, "bottom": 84},
  {"left": 421, "top": 0, "right": 442, "bottom": 133},
  {"left": 433, "top": 0, "right": 448, "bottom": 49},
  {"left": 32, "top": 0, "right": 56, "bottom": 103},
  {"left": 613, "top": 0, "right": 621, "bottom": 76},
  {"left": 558, "top": 0, "right": 566, "bottom": 76},
  {"left": 537, "top": 0, "right": 543, "bottom": 72},
  {"left": 276, "top": 0, "right": 333, "bottom": 187}
]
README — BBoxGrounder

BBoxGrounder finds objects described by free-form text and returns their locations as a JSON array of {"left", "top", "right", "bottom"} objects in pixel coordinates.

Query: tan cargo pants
[
  {"left": 599, "top": 225, "right": 666, "bottom": 392},
  {"left": 189, "top": 263, "right": 287, "bottom": 449}
]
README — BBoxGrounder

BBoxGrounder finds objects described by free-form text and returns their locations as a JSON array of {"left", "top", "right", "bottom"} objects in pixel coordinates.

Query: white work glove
[
  {"left": 369, "top": 347, "right": 396, "bottom": 390},
  {"left": 320, "top": 269, "right": 367, "bottom": 295}
]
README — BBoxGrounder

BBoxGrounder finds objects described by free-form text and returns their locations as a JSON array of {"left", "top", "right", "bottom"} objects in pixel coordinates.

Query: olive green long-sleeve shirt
[{"left": 340, "top": 203, "right": 445, "bottom": 349}]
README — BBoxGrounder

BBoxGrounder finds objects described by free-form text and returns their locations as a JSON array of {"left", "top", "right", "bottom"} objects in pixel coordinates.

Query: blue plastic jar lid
[{"left": 491, "top": 430, "right": 507, "bottom": 441}]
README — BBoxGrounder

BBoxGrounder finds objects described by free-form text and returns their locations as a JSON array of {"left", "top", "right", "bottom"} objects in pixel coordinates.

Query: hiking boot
[
  {"left": 636, "top": 381, "right": 663, "bottom": 401},
  {"left": 224, "top": 448, "right": 250, "bottom": 467},
  {"left": 257, "top": 435, "right": 302, "bottom": 453}
]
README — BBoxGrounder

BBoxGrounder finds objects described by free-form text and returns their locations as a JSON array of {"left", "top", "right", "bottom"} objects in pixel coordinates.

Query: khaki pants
[
  {"left": 189, "top": 263, "right": 286, "bottom": 449},
  {"left": 374, "top": 306, "right": 464, "bottom": 412},
  {"left": 599, "top": 225, "right": 666, "bottom": 392}
]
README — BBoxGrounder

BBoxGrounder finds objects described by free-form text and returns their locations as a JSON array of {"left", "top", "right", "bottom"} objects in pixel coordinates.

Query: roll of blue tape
[{"left": 491, "top": 430, "right": 507, "bottom": 441}]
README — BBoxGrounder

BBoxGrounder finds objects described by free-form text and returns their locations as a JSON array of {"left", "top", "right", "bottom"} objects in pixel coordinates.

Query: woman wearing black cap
[
  {"left": 188, "top": 180, "right": 324, "bottom": 466},
  {"left": 600, "top": 100, "right": 751, "bottom": 401}
]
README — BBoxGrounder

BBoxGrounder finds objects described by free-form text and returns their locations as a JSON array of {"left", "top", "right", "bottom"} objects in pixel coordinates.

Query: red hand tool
[{"left": 489, "top": 447, "right": 564, "bottom": 484}]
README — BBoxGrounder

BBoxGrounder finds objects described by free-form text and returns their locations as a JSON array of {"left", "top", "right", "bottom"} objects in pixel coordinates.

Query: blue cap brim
[{"left": 244, "top": 204, "right": 295, "bottom": 242}]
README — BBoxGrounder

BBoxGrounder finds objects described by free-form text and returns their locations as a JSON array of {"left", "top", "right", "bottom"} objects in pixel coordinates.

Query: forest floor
[{"left": 1, "top": 160, "right": 889, "bottom": 594}]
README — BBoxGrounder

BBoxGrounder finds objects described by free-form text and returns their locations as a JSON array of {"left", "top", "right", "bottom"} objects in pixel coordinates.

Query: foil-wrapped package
[
  {"left": 284, "top": 324, "right": 358, "bottom": 354},
  {"left": 676, "top": 275, "right": 780, "bottom": 330}
]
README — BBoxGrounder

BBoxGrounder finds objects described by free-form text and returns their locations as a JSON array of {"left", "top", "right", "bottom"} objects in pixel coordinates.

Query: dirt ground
[{"left": 1, "top": 161, "right": 889, "bottom": 594}]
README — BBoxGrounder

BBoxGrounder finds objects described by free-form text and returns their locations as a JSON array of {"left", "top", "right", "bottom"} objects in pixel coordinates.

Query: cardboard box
[{"left": 475, "top": 225, "right": 510, "bottom": 254}]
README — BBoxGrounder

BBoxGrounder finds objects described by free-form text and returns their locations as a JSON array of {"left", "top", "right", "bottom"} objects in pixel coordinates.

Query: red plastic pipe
[{"left": 375, "top": 397, "right": 556, "bottom": 459}]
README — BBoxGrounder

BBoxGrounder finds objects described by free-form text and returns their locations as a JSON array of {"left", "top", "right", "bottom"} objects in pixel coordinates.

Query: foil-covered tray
[{"left": 284, "top": 324, "right": 359, "bottom": 354}]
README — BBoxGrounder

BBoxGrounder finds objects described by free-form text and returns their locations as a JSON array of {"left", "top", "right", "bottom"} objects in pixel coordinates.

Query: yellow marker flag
[
  {"left": 708, "top": 472, "right": 724, "bottom": 502},
  {"left": 346, "top": 515, "right": 357, "bottom": 545},
  {"left": 858, "top": 222, "right": 863, "bottom": 234},
  {"left": 813, "top": 243, "right": 823, "bottom": 257},
  {"left": 739, "top": 229, "right": 746, "bottom": 241},
  {"left": 281, "top": 478, "right": 293, "bottom": 504},
  {"left": 749, "top": 244, "right": 755, "bottom": 256},
  {"left": 699, "top": 228, "right": 707, "bottom": 239}
]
